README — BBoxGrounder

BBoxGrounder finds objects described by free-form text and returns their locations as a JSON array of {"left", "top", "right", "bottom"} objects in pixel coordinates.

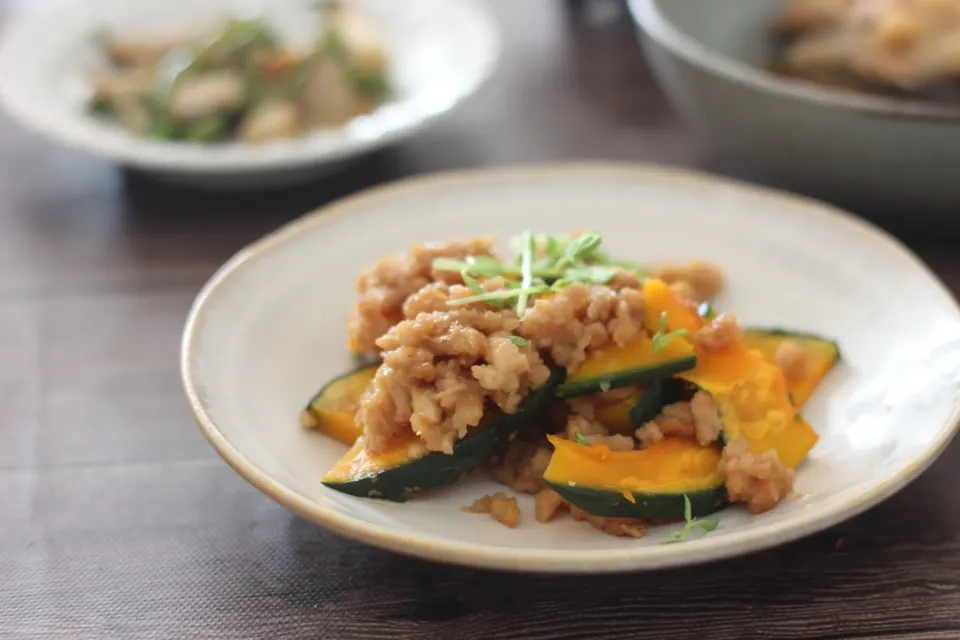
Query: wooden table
[{"left": 4, "top": 1, "right": 960, "bottom": 638}]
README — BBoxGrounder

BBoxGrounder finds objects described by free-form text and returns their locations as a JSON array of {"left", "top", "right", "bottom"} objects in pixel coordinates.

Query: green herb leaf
[
  {"left": 661, "top": 494, "right": 720, "bottom": 544},
  {"left": 697, "top": 301, "right": 716, "bottom": 320},
  {"left": 695, "top": 518, "right": 719, "bottom": 533},
  {"left": 794, "top": 412, "right": 803, "bottom": 421},
  {"left": 651, "top": 311, "right": 689, "bottom": 354},
  {"left": 460, "top": 267, "right": 484, "bottom": 294},
  {"left": 515, "top": 231, "right": 536, "bottom": 317},
  {"left": 574, "top": 432, "right": 590, "bottom": 446},
  {"left": 446, "top": 285, "right": 549, "bottom": 307},
  {"left": 563, "top": 265, "right": 619, "bottom": 285},
  {"left": 507, "top": 336, "right": 528, "bottom": 347},
  {"left": 555, "top": 233, "right": 602, "bottom": 271},
  {"left": 466, "top": 256, "right": 507, "bottom": 278}
]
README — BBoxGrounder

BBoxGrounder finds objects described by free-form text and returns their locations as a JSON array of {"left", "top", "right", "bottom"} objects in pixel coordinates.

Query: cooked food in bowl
[
  {"left": 87, "top": 2, "right": 391, "bottom": 143},
  {"left": 773, "top": 0, "right": 960, "bottom": 99},
  {"left": 300, "top": 232, "right": 840, "bottom": 539}
]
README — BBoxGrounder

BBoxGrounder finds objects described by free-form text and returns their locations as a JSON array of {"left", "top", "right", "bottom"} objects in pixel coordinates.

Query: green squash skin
[
  {"left": 627, "top": 378, "right": 689, "bottom": 428},
  {"left": 546, "top": 481, "right": 728, "bottom": 520},
  {"left": 743, "top": 328, "right": 842, "bottom": 364},
  {"left": 322, "top": 365, "right": 565, "bottom": 502},
  {"left": 555, "top": 354, "right": 697, "bottom": 399},
  {"left": 304, "top": 363, "right": 379, "bottom": 415}
]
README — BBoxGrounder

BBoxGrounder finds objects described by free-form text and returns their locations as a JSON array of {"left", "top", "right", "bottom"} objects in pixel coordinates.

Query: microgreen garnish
[
  {"left": 554, "top": 233, "right": 602, "bottom": 271},
  {"left": 697, "top": 301, "right": 716, "bottom": 319},
  {"left": 516, "top": 231, "right": 536, "bottom": 317},
  {"left": 432, "top": 231, "right": 647, "bottom": 310},
  {"left": 459, "top": 266, "right": 504, "bottom": 308},
  {"left": 574, "top": 432, "right": 591, "bottom": 446},
  {"left": 562, "top": 265, "right": 620, "bottom": 285},
  {"left": 445, "top": 285, "right": 551, "bottom": 307},
  {"left": 661, "top": 495, "right": 719, "bottom": 544},
  {"left": 507, "top": 336, "right": 528, "bottom": 347},
  {"left": 651, "top": 311, "right": 689, "bottom": 354},
  {"left": 460, "top": 267, "right": 483, "bottom": 295}
]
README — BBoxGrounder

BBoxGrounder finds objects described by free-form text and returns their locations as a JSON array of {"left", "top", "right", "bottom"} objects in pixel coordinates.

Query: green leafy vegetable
[
  {"left": 554, "top": 233, "right": 602, "bottom": 271},
  {"left": 515, "top": 231, "right": 536, "bottom": 317},
  {"left": 651, "top": 312, "right": 689, "bottom": 354},
  {"left": 460, "top": 267, "right": 484, "bottom": 295},
  {"left": 574, "top": 432, "right": 591, "bottom": 446},
  {"left": 562, "top": 265, "right": 619, "bottom": 285},
  {"left": 507, "top": 336, "right": 528, "bottom": 348},
  {"left": 445, "top": 285, "right": 550, "bottom": 307},
  {"left": 661, "top": 495, "right": 719, "bottom": 544}
]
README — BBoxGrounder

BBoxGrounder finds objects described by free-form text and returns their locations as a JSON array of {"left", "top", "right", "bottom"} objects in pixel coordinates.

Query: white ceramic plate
[
  {"left": 181, "top": 163, "right": 960, "bottom": 573},
  {"left": 0, "top": 0, "right": 499, "bottom": 187}
]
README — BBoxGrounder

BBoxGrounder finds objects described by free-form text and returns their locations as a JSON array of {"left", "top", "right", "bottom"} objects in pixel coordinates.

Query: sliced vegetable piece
[
  {"left": 642, "top": 279, "right": 819, "bottom": 467},
  {"left": 543, "top": 435, "right": 727, "bottom": 519},
  {"left": 322, "top": 365, "right": 565, "bottom": 501},
  {"left": 557, "top": 332, "right": 696, "bottom": 398},
  {"left": 742, "top": 328, "right": 841, "bottom": 407},
  {"left": 696, "top": 360, "right": 819, "bottom": 468},
  {"left": 593, "top": 386, "right": 645, "bottom": 435},
  {"left": 301, "top": 364, "right": 378, "bottom": 445},
  {"left": 642, "top": 278, "right": 761, "bottom": 391}
]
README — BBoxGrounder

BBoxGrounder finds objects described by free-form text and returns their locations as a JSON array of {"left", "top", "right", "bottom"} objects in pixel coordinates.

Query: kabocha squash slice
[
  {"left": 592, "top": 379, "right": 686, "bottom": 435},
  {"left": 706, "top": 360, "right": 819, "bottom": 468},
  {"left": 301, "top": 364, "right": 378, "bottom": 445},
  {"left": 592, "top": 386, "right": 646, "bottom": 435},
  {"left": 642, "top": 279, "right": 820, "bottom": 467},
  {"left": 322, "top": 365, "right": 565, "bottom": 501},
  {"left": 556, "top": 332, "right": 696, "bottom": 398},
  {"left": 742, "top": 328, "right": 841, "bottom": 407},
  {"left": 543, "top": 435, "right": 727, "bottom": 519}
]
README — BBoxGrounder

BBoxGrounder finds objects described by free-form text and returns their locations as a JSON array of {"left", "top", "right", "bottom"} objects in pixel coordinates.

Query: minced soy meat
[
  {"left": 359, "top": 278, "right": 651, "bottom": 455},
  {"left": 718, "top": 438, "right": 796, "bottom": 513},
  {"left": 348, "top": 238, "right": 495, "bottom": 354}
]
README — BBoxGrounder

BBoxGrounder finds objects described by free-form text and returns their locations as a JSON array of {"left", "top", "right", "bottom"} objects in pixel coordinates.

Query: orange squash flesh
[
  {"left": 642, "top": 278, "right": 761, "bottom": 391},
  {"left": 557, "top": 331, "right": 696, "bottom": 397},
  {"left": 641, "top": 278, "right": 820, "bottom": 468},
  {"left": 305, "top": 365, "right": 377, "bottom": 445},
  {"left": 710, "top": 360, "right": 820, "bottom": 468},
  {"left": 593, "top": 386, "right": 645, "bottom": 435},
  {"left": 741, "top": 329, "right": 841, "bottom": 407},
  {"left": 543, "top": 435, "right": 727, "bottom": 519}
]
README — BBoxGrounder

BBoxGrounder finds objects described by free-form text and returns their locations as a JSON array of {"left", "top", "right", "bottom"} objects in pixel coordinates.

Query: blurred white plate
[
  {"left": 0, "top": 0, "right": 500, "bottom": 187},
  {"left": 181, "top": 163, "right": 960, "bottom": 572}
]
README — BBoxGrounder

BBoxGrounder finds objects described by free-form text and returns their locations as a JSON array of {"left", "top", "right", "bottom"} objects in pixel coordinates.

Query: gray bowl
[{"left": 628, "top": 0, "right": 960, "bottom": 222}]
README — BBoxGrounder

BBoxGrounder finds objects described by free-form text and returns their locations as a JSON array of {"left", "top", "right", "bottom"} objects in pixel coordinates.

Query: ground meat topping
[
  {"left": 534, "top": 488, "right": 567, "bottom": 523},
  {"left": 359, "top": 302, "right": 551, "bottom": 454},
  {"left": 490, "top": 440, "right": 553, "bottom": 495},
  {"left": 647, "top": 261, "right": 724, "bottom": 302},
  {"left": 693, "top": 313, "right": 744, "bottom": 351},
  {"left": 718, "top": 438, "right": 796, "bottom": 514},
  {"left": 569, "top": 505, "right": 647, "bottom": 538},
  {"left": 635, "top": 401, "right": 696, "bottom": 447},
  {"left": 775, "top": 340, "right": 813, "bottom": 382},
  {"left": 462, "top": 492, "right": 521, "bottom": 528},
  {"left": 565, "top": 414, "right": 635, "bottom": 451},
  {"left": 348, "top": 238, "right": 495, "bottom": 353},
  {"left": 519, "top": 283, "right": 646, "bottom": 375},
  {"left": 635, "top": 392, "right": 722, "bottom": 448}
]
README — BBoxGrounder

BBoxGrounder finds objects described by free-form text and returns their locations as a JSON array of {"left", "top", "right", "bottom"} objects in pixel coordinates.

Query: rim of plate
[
  {"left": 0, "top": 0, "right": 501, "bottom": 173},
  {"left": 181, "top": 162, "right": 960, "bottom": 573},
  {"left": 627, "top": 0, "right": 960, "bottom": 122}
]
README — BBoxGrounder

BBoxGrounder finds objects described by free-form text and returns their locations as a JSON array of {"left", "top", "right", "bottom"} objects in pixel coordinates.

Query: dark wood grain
[{"left": 3, "top": 0, "right": 960, "bottom": 638}]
